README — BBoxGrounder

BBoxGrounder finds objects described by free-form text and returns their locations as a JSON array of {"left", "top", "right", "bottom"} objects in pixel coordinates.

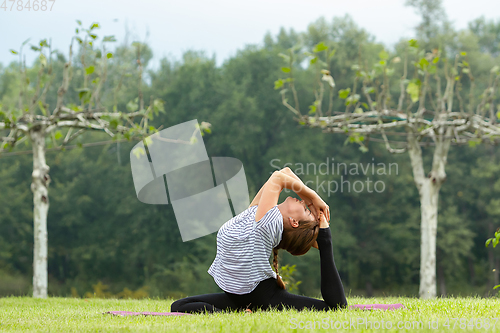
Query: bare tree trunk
[
  {"left": 417, "top": 176, "right": 440, "bottom": 299},
  {"left": 407, "top": 127, "right": 451, "bottom": 299},
  {"left": 117, "top": 141, "right": 121, "bottom": 166},
  {"left": 30, "top": 127, "right": 51, "bottom": 298}
]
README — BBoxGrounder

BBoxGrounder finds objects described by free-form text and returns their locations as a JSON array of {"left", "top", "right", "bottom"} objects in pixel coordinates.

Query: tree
[
  {"left": 405, "top": 0, "right": 448, "bottom": 44},
  {"left": 0, "top": 21, "right": 165, "bottom": 298},
  {"left": 275, "top": 35, "right": 500, "bottom": 298},
  {"left": 468, "top": 17, "right": 500, "bottom": 58}
]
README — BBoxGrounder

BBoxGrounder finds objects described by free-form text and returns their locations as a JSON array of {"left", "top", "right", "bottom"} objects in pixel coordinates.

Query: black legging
[{"left": 170, "top": 228, "right": 347, "bottom": 313}]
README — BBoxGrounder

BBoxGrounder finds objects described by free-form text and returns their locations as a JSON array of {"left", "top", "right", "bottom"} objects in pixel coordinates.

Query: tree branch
[
  {"left": 380, "top": 127, "right": 407, "bottom": 153},
  {"left": 54, "top": 38, "right": 74, "bottom": 117},
  {"left": 398, "top": 49, "right": 408, "bottom": 112},
  {"left": 407, "top": 130, "right": 426, "bottom": 189}
]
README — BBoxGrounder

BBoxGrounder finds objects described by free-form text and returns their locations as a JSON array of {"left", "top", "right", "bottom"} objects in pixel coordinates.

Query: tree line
[{"left": 1, "top": 9, "right": 500, "bottom": 299}]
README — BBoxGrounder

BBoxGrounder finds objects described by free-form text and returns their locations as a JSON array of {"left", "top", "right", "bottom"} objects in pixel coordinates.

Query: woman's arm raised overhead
[
  {"left": 279, "top": 167, "right": 317, "bottom": 219},
  {"left": 249, "top": 167, "right": 303, "bottom": 208},
  {"left": 279, "top": 167, "right": 330, "bottom": 222},
  {"left": 249, "top": 179, "right": 269, "bottom": 208},
  {"left": 255, "top": 171, "right": 316, "bottom": 222}
]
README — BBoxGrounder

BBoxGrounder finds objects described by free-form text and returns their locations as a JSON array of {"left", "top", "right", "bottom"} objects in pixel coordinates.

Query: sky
[{"left": 1, "top": 0, "right": 500, "bottom": 70}]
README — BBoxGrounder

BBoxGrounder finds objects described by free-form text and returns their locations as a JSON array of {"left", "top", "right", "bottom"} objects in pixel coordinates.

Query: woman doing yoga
[{"left": 171, "top": 167, "right": 347, "bottom": 313}]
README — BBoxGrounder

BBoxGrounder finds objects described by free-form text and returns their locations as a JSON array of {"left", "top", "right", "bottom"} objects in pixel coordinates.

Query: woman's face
[{"left": 283, "top": 196, "right": 315, "bottom": 223}]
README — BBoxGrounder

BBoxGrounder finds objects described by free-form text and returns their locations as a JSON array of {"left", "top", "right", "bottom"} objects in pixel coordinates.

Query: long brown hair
[{"left": 273, "top": 219, "right": 320, "bottom": 289}]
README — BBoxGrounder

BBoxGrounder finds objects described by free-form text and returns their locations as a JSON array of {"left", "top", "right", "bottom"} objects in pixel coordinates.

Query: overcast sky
[{"left": 1, "top": 0, "right": 500, "bottom": 70}]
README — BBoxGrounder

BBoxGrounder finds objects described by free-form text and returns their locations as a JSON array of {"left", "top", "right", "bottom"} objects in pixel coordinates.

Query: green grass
[{"left": 0, "top": 296, "right": 499, "bottom": 332}]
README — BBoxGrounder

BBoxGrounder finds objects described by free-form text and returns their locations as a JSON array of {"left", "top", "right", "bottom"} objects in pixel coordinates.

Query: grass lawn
[{"left": 1, "top": 296, "right": 499, "bottom": 332}]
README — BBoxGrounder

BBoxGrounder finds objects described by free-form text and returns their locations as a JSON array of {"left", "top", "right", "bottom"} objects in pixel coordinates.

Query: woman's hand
[
  {"left": 311, "top": 212, "right": 329, "bottom": 249},
  {"left": 318, "top": 211, "right": 329, "bottom": 228},
  {"left": 311, "top": 195, "right": 330, "bottom": 222}
]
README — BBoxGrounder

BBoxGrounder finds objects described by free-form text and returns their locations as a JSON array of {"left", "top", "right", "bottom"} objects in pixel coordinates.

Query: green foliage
[
  {"left": 406, "top": 80, "right": 421, "bottom": 102},
  {"left": 77, "top": 89, "right": 92, "bottom": 105},
  {"left": 152, "top": 98, "right": 165, "bottom": 116},
  {"left": 271, "top": 10, "right": 500, "bottom": 298},
  {"left": 38, "top": 101, "right": 47, "bottom": 116},
  {"left": 409, "top": 39, "right": 419, "bottom": 48},
  {"left": 468, "top": 139, "right": 482, "bottom": 147},
  {"left": 486, "top": 229, "right": 500, "bottom": 249},
  {"left": 279, "top": 264, "right": 302, "bottom": 293},
  {"left": 109, "top": 116, "right": 120, "bottom": 130},
  {"left": 85, "top": 66, "right": 95, "bottom": 75},
  {"left": 2, "top": 11, "right": 500, "bottom": 300},
  {"left": 274, "top": 78, "right": 284, "bottom": 90},
  {"left": 345, "top": 94, "right": 360, "bottom": 106},
  {"left": 379, "top": 50, "right": 389, "bottom": 60},
  {"left": 312, "top": 42, "right": 328, "bottom": 53},
  {"left": 338, "top": 88, "right": 351, "bottom": 99},
  {"left": 343, "top": 132, "right": 368, "bottom": 153},
  {"left": 80, "top": 281, "right": 150, "bottom": 299},
  {"left": 150, "top": 255, "right": 219, "bottom": 298},
  {"left": 126, "top": 98, "right": 139, "bottom": 112},
  {"left": 103, "top": 36, "right": 117, "bottom": 43}
]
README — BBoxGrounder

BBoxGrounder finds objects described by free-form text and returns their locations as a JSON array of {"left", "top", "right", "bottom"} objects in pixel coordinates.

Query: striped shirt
[{"left": 207, "top": 205, "right": 284, "bottom": 294}]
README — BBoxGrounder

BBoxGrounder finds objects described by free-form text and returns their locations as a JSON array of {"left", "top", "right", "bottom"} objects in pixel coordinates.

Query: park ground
[{"left": 0, "top": 296, "right": 499, "bottom": 332}]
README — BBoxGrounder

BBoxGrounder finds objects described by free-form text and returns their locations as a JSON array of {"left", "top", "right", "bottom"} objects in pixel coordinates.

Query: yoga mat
[
  {"left": 104, "top": 311, "right": 191, "bottom": 316},
  {"left": 349, "top": 303, "right": 406, "bottom": 311}
]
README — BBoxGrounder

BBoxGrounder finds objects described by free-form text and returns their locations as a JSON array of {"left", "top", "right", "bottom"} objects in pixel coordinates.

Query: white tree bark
[
  {"left": 407, "top": 126, "right": 452, "bottom": 299},
  {"left": 417, "top": 175, "right": 440, "bottom": 299},
  {"left": 30, "top": 127, "right": 51, "bottom": 298}
]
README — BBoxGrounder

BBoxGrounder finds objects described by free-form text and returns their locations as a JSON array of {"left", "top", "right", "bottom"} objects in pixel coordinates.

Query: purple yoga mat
[
  {"left": 349, "top": 303, "right": 406, "bottom": 311},
  {"left": 104, "top": 311, "right": 191, "bottom": 316}
]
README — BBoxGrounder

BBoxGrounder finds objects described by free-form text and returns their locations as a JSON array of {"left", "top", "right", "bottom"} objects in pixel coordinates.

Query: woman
[{"left": 170, "top": 167, "right": 347, "bottom": 313}]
